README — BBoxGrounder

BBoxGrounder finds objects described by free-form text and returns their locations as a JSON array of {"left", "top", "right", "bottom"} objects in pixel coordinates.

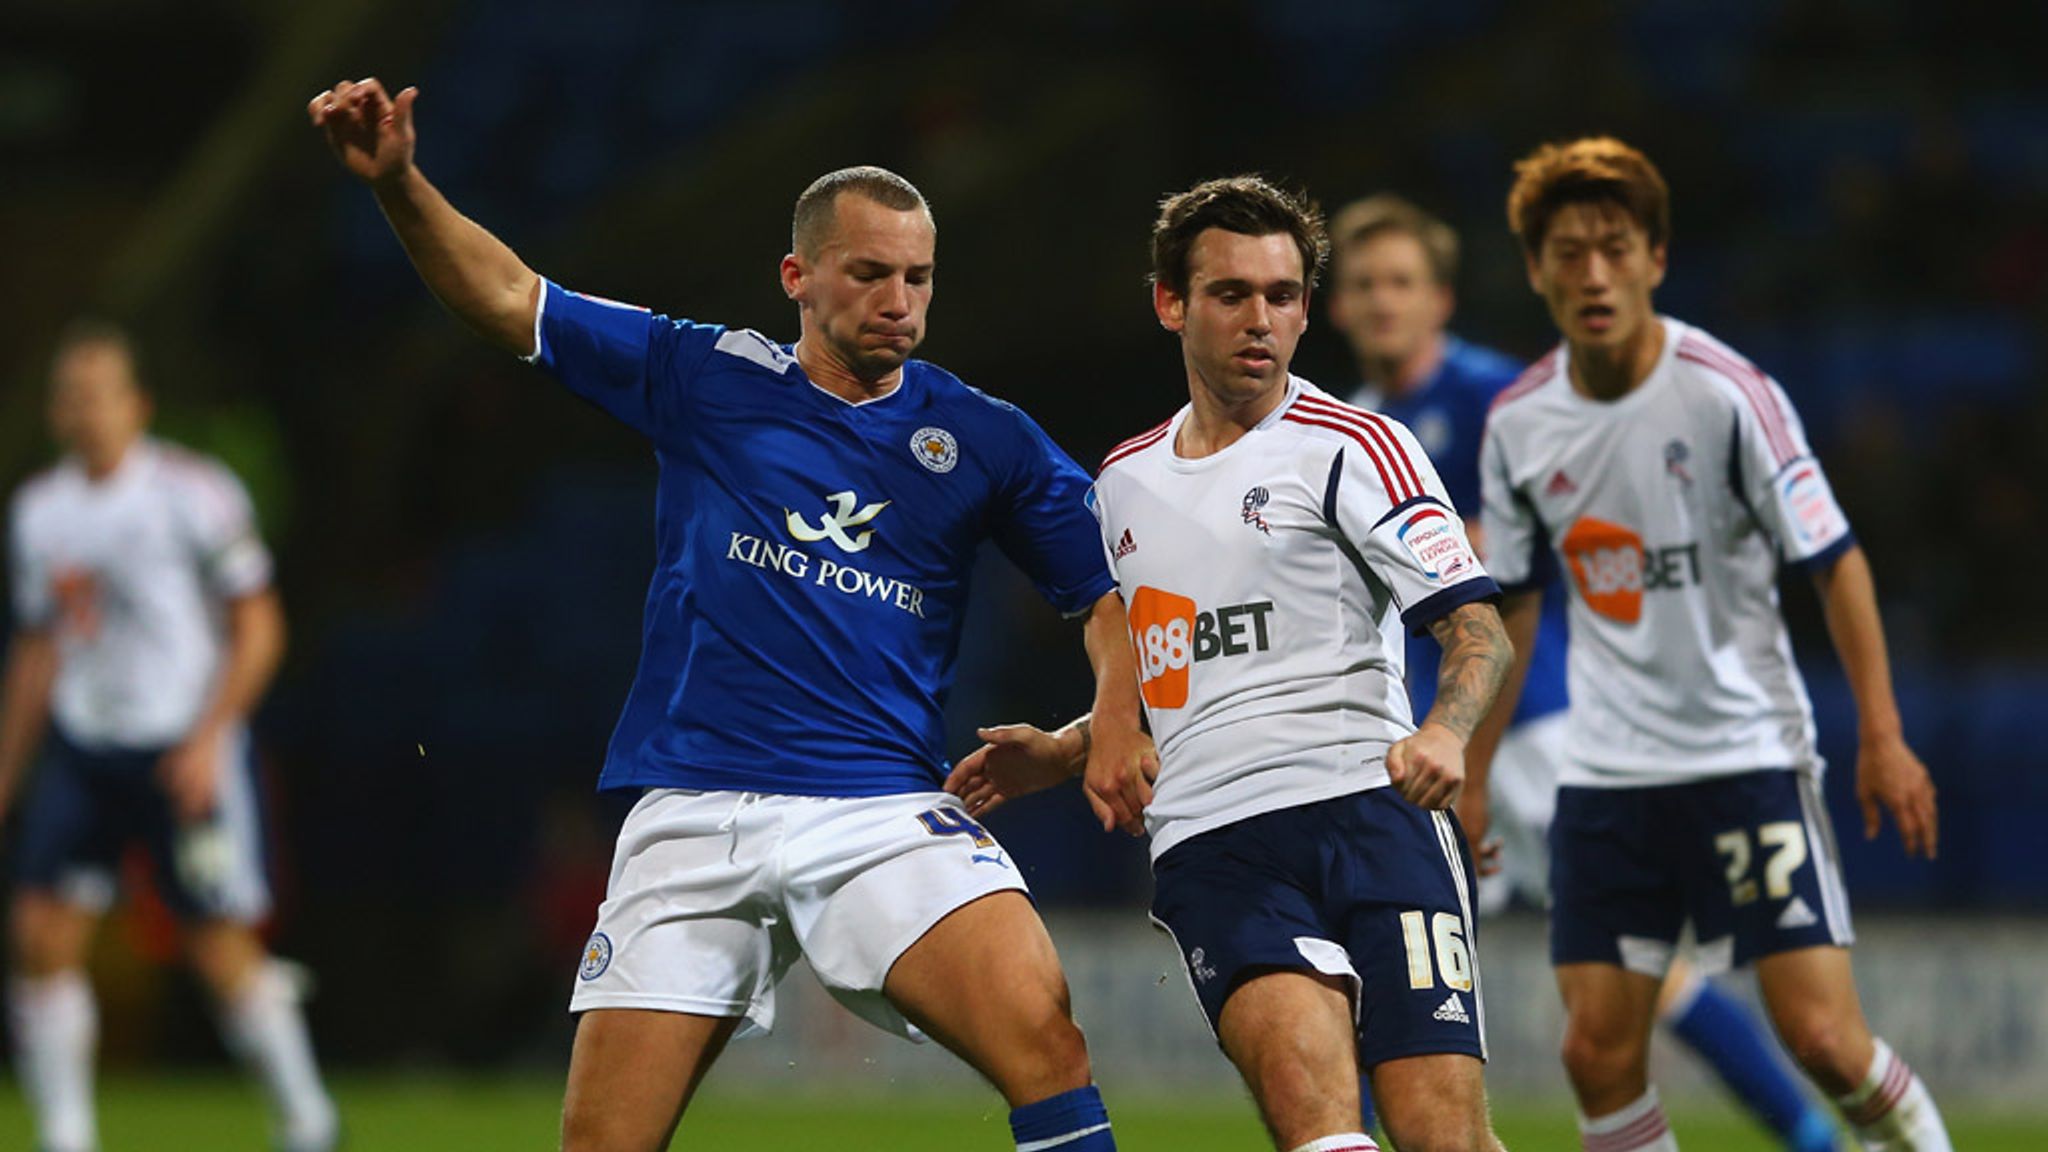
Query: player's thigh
[
  {"left": 881, "top": 889, "right": 1089, "bottom": 1102},
  {"left": 9, "top": 890, "right": 99, "bottom": 974},
  {"left": 9, "top": 731, "right": 127, "bottom": 928},
  {"left": 782, "top": 793, "right": 1035, "bottom": 1044},
  {"left": 1215, "top": 968, "right": 1362, "bottom": 1146},
  {"left": 1680, "top": 770, "right": 1854, "bottom": 972},
  {"left": 570, "top": 790, "right": 794, "bottom": 1030},
  {"left": 1318, "top": 792, "right": 1487, "bottom": 1072},
  {"left": 1371, "top": 1052, "right": 1492, "bottom": 1151},
  {"left": 562, "top": 1008, "right": 739, "bottom": 1152},
  {"left": 1754, "top": 944, "right": 1873, "bottom": 1088},
  {"left": 1549, "top": 785, "right": 1686, "bottom": 976},
  {"left": 1554, "top": 961, "right": 1662, "bottom": 1089}
]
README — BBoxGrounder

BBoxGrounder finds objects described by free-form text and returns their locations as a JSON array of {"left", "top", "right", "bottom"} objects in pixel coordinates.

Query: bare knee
[
  {"left": 1561, "top": 1016, "right": 1649, "bottom": 1098},
  {"left": 10, "top": 894, "right": 94, "bottom": 977},
  {"left": 1773, "top": 1009, "right": 1867, "bottom": 1094},
  {"left": 184, "top": 921, "right": 267, "bottom": 1001},
  {"left": 997, "top": 994, "right": 1093, "bottom": 1102},
  {"left": 1381, "top": 1106, "right": 1492, "bottom": 1152}
]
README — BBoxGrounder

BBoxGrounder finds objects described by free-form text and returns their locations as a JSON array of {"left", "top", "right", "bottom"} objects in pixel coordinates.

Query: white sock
[
  {"left": 216, "top": 961, "right": 337, "bottom": 1151},
  {"left": 1288, "top": 1135, "right": 1378, "bottom": 1152},
  {"left": 8, "top": 972, "right": 99, "bottom": 1152},
  {"left": 1837, "top": 1038, "right": 1952, "bottom": 1151},
  {"left": 1579, "top": 1085, "right": 1680, "bottom": 1151}
]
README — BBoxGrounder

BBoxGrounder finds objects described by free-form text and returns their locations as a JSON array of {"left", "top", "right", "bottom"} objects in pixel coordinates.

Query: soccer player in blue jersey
[
  {"left": 311, "top": 78, "right": 1146, "bottom": 1152},
  {"left": 1331, "top": 194, "right": 1841, "bottom": 1152}
]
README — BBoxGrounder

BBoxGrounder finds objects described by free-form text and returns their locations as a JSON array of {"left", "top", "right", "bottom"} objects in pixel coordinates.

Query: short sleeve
[
  {"left": 8, "top": 495, "right": 53, "bottom": 629},
  {"left": 1328, "top": 419, "right": 1499, "bottom": 633},
  {"left": 182, "top": 463, "right": 272, "bottom": 600},
  {"left": 1478, "top": 421, "right": 1544, "bottom": 591},
  {"left": 990, "top": 409, "right": 1117, "bottom": 618},
  {"left": 529, "top": 279, "right": 725, "bottom": 438},
  {"left": 1732, "top": 376, "right": 1855, "bottom": 568}
]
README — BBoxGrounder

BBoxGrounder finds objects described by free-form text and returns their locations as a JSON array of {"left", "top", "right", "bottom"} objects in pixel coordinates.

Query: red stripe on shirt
[
  {"left": 1099, "top": 419, "right": 1174, "bottom": 471},
  {"left": 1292, "top": 395, "right": 1424, "bottom": 499},
  {"left": 1282, "top": 412, "right": 1405, "bottom": 501},
  {"left": 1490, "top": 347, "right": 1560, "bottom": 414},
  {"left": 1677, "top": 336, "right": 1797, "bottom": 467}
]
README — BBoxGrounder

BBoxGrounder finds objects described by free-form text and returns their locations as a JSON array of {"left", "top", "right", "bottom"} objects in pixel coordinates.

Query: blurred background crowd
[{"left": 1, "top": 0, "right": 2041, "bottom": 1069}]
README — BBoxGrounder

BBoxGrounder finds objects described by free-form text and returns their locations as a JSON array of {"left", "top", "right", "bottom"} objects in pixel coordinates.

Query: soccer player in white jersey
[
  {"left": 1468, "top": 137, "right": 1950, "bottom": 1152},
  {"left": 0, "top": 322, "right": 337, "bottom": 1152},
  {"left": 952, "top": 177, "right": 1514, "bottom": 1152},
  {"left": 311, "top": 78, "right": 1150, "bottom": 1152},
  {"left": 1333, "top": 194, "right": 1840, "bottom": 1152}
]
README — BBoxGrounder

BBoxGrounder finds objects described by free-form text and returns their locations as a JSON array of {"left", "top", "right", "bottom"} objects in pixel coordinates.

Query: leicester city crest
[
  {"left": 910, "top": 426, "right": 959, "bottom": 473},
  {"left": 579, "top": 932, "right": 613, "bottom": 981}
]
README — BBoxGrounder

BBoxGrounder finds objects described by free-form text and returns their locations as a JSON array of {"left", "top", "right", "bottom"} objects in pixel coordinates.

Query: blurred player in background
[
  {"left": 1471, "top": 136, "right": 1950, "bottom": 1152},
  {"left": 954, "top": 176, "right": 1513, "bottom": 1152},
  {"left": 1331, "top": 194, "right": 1839, "bottom": 1152},
  {"left": 311, "top": 77, "right": 1148, "bottom": 1152},
  {"left": 0, "top": 322, "right": 337, "bottom": 1152}
]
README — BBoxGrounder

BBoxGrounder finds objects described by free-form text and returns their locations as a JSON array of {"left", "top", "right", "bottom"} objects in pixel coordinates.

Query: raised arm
[
  {"left": 1385, "top": 600, "right": 1513, "bottom": 811},
  {"left": 0, "top": 628, "right": 58, "bottom": 825},
  {"left": 1812, "top": 545, "right": 1937, "bottom": 859},
  {"left": 309, "top": 78, "right": 541, "bottom": 356}
]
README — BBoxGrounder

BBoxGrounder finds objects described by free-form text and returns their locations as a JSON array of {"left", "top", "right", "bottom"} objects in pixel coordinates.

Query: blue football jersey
[
  {"left": 1351, "top": 336, "right": 1569, "bottom": 725},
  {"left": 533, "top": 281, "right": 1114, "bottom": 796}
]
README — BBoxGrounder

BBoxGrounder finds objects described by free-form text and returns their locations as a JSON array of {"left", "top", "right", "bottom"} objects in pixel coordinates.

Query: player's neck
[
  {"left": 1179, "top": 369, "right": 1287, "bottom": 459},
  {"left": 1567, "top": 320, "right": 1664, "bottom": 402},
  {"left": 75, "top": 435, "right": 142, "bottom": 482},
  {"left": 794, "top": 336, "right": 902, "bottom": 405},
  {"left": 1359, "top": 333, "right": 1445, "bottom": 399}
]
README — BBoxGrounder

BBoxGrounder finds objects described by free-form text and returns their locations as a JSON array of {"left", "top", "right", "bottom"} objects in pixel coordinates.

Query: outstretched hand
[
  {"left": 1857, "top": 733, "right": 1939, "bottom": 860},
  {"left": 1082, "top": 721, "right": 1156, "bottom": 837},
  {"left": 308, "top": 77, "right": 418, "bottom": 185},
  {"left": 944, "top": 724, "right": 1081, "bottom": 820}
]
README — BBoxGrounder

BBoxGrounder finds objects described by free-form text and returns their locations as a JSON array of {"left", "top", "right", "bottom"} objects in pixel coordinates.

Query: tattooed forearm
[{"left": 1424, "top": 602, "right": 1513, "bottom": 742}]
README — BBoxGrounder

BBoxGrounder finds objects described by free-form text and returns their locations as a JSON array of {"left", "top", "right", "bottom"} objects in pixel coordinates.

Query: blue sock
[
  {"left": 1664, "top": 976, "right": 1837, "bottom": 1152},
  {"left": 1359, "top": 1075, "right": 1378, "bottom": 1135},
  {"left": 1009, "top": 1084, "right": 1115, "bottom": 1151}
]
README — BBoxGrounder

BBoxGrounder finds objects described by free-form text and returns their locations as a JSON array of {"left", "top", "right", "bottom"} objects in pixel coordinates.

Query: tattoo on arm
[
  {"left": 1424, "top": 603, "right": 1513, "bottom": 742},
  {"left": 1059, "top": 715, "right": 1093, "bottom": 775}
]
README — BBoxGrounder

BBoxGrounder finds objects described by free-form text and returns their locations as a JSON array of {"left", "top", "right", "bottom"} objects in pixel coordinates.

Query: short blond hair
[{"left": 1330, "top": 194, "right": 1458, "bottom": 287}]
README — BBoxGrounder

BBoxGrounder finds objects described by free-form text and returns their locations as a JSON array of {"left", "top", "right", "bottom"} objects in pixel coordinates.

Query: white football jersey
[
  {"left": 8, "top": 438, "right": 272, "bottom": 749},
  {"left": 1095, "top": 377, "right": 1498, "bottom": 859},
  {"left": 1480, "top": 318, "right": 1853, "bottom": 787}
]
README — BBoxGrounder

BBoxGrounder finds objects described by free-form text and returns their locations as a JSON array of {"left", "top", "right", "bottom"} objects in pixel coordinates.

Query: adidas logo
[
  {"left": 1113, "top": 528, "right": 1137, "bottom": 558},
  {"left": 1777, "top": 896, "right": 1819, "bottom": 930},
  {"left": 1432, "top": 993, "right": 1470, "bottom": 1025},
  {"left": 1544, "top": 469, "right": 1578, "bottom": 496}
]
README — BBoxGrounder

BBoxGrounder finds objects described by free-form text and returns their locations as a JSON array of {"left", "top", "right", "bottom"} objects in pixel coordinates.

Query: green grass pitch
[{"left": 3, "top": 1075, "right": 2042, "bottom": 1149}]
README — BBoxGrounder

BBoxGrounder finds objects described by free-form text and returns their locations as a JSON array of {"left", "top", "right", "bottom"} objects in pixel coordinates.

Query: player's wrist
[{"left": 1055, "top": 716, "right": 1092, "bottom": 776}]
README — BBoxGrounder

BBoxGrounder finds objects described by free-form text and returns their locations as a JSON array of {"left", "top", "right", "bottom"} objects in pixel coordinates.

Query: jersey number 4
[
  {"left": 1714, "top": 822, "right": 1808, "bottom": 906},
  {"left": 918, "top": 807, "right": 995, "bottom": 849},
  {"left": 1398, "top": 911, "right": 1473, "bottom": 992}
]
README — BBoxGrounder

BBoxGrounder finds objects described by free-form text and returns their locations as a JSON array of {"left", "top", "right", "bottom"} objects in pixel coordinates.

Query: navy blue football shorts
[
  {"left": 1149, "top": 787, "right": 1485, "bottom": 1069},
  {"left": 1550, "top": 768, "right": 1854, "bottom": 976},
  {"left": 11, "top": 726, "right": 273, "bottom": 922}
]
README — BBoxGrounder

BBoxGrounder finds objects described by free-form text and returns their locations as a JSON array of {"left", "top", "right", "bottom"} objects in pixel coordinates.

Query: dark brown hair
[
  {"left": 1507, "top": 137, "right": 1670, "bottom": 255},
  {"left": 1150, "top": 176, "right": 1328, "bottom": 297}
]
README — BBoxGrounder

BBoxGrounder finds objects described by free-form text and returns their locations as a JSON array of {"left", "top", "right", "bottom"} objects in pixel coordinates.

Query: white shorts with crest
[{"left": 568, "top": 788, "right": 1028, "bottom": 1039}]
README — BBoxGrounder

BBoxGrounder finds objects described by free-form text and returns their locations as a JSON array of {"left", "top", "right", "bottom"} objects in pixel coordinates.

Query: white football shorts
[{"left": 567, "top": 788, "right": 1028, "bottom": 1039}]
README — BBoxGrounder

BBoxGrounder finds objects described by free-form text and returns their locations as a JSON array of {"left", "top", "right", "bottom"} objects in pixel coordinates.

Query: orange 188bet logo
[
  {"left": 1561, "top": 516, "right": 1646, "bottom": 624},
  {"left": 1127, "top": 585, "right": 1197, "bottom": 709}
]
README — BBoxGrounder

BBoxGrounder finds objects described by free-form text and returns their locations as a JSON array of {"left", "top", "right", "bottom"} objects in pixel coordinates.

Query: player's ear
[
  {"left": 1648, "top": 243, "right": 1669, "bottom": 291},
  {"left": 1524, "top": 249, "right": 1544, "bottom": 295},
  {"left": 780, "top": 253, "right": 806, "bottom": 302},
  {"left": 1153, "top": 281, "right": 1185, "bottom": 333}
]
